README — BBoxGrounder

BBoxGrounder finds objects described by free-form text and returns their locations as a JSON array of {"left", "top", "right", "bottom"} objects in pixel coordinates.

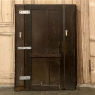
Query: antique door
[{"left": 15, "top": 5, "right": 76, "bottom": 91}]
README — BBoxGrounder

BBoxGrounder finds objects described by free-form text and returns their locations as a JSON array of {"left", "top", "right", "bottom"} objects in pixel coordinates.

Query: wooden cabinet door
[{"left": 15, "top": 5, "right": 76, "bottom": 91}]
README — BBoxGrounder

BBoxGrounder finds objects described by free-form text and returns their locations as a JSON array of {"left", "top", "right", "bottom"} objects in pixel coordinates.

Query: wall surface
[{"left": 0, "top": 0, "right": 94, "bottom": 86}]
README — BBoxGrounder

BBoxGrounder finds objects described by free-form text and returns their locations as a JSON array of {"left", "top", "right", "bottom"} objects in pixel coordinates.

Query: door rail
[{"left": 30, "top": 54, "right": 61, "bottom": 58}]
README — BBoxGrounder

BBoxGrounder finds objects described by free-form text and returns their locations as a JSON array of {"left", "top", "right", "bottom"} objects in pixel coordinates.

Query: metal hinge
[
  {"left": 19, "top": 10, "right": 30, "bottom": 14},
  {"left": 18, "top": 47, "right": 32, "bottom": 50},
  {"left": 19, "top": 76, "right": 30, "bottom": 80},
  {"left": 89, "top": 60, "right": 91, "bottom": 74}
]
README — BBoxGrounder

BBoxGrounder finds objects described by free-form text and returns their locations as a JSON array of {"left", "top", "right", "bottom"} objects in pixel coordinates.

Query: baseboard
[
  {"left": 77, "top": 84, "right": 95, "bottom": 88},
  {"left": 0, "top": 84, "right": 95, "bottom": 88},
  {"left": 0, "top": 84, "right": 14, "bottom": 88}
]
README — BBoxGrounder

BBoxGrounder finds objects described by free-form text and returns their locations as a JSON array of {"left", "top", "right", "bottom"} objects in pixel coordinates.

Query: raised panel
[
  {"left": 0, "top": 35, "right": 14, "bottom": 82},
  {"left": 1, "top": 0, "right": 14, "bottom": 23}
]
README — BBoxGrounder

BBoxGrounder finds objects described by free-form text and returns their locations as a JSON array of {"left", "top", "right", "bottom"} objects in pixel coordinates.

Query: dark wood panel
[
  {"left": 50, "top": 58, "right": 60, "bottom": 85},
  {"left": 65, "top": 5, "right": 76, "bottom": 90},
  {"left": 64, "top": 5, "right": 71, "bottom": 90},
  {"left": 30, "top": 4, "right": 63, "bottom": 10},
  {"left": 14, "top": 86, "right": 24, "bottom": 91},
  {"left": 31, "top": 10, "right": 49, "bottom": 85},
  {"left": 48, "top": 10, "right": 60, "bottom": 85},
  {"left": 31, "top": 85, "right": 59, "bottom": 91},
  {"left": 32, "top": 10, "right": 48, "bottom": 54},
  {"left": 30, "top": 54, "right": 61, "bottom": 58},
  {"left": 60, "top": 6, "right": 65, "bottom": 90},
  {"left": 15, "top": 5, "right": 24, "bottom": 91},
  {"left": 24, "top": 5, "right": 32, "bottom": 90},
  {"left": 32, "top": 58, "right": 49, "bottom": 85}
]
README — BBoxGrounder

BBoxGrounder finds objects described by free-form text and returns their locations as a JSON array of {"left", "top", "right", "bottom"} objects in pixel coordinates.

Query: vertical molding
[
  {"left": 45, "top": 0, "right": 55, "bottom": 4},
  {"left": 15, "top": 0, "right": 24, "bottom": 4},
  {"left": 73, "top": 0, "right": 76, "bottom": 4},
  {"left": 81, "top": 0, "right": 90, "bottom": 83},
  {"left": 0, "top": 0, "right": 2, "bottom": 22},
  {"left": 24, "top": 0, "right": 32, "bottom": 4},
  {"left": 89, "top": 0, "right": 95, "bottom": 84},
  {"left": 31, "top": 0, "right": 35, "bottom": 4},
  {"left": 76, "top": 0, "right": 84, "bottom": 84},
  {"left": 64, "top": 0, "right": 73, "bottom": 4},
  {"left": 38, "top": 0, "right": 46, "bottom": 4},
  {"left": 57, "top": 0, "right": 63, "bottom": 4}
]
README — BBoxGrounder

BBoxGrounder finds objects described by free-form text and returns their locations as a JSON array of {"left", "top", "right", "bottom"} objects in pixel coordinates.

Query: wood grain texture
[
  {"left": 89, "top": 0, "right": 95, "bottom": 52},
  {"left": 81, "top": 0, "right": 90, "bottom": 83},
  {"left": 0, "top": 0, "right": 2, "bottom": 22},
  {"left": 48, "top": 10, "right": 60, "bottom": 85},
  {"left": 15, "top": 5, "right": 24, "bottom": 88},
  {"left": 89, "top": 0, "right": 95, "bottom": 84},
  {"left": 24, "top": 0, "right": 31, "bottom": 4},
  {"left": 15, "top": 0, "right": 23, "bottom": 4},
  {"left": 64, "top": 0, "right": 73, "bottom": 4},
  {"left": 0, "top": 36, "right": 14, "bottom": 77},
  {"left": 32, "top": 10, "right": 49, "bottom": 85},
  {"left": 76, "top": 0, "right": 83, "bottom": 84},
  {"left": 44, "top": 0, "right": 55, "bottom": 4},
  {"left": 2, "top": 0, "right": 14, "bottom": 23},
  {"left": 91, "top": 57, "right": 95, "bottom": 84},
  {"left": 73, "top": 0, "right": 76, "bottom": 4},
  {"left": 90, "top": 42, "right": 95, "bottom": 56},
  {"left": 24, "top": 5, "right": 32, "bottom": 90}
]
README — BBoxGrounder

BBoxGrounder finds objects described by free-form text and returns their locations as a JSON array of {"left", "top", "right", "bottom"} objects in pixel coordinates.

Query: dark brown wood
[
  {"left": 48, "top": 9, "right": 60, "bottom": 86},
  {"left": 30, "top": 54, "right": 61, "bottom": 58},
  {"left": 14, "top": 86, "right": 24, "bottom": 91},
  {"left": 32, "top": 59, "right": 49, "bottom": 85},
  {"left": 68, "top": 5, "right": 76, "bottom": 90},
  {"left": 65, "top": 5, "right": 76, "bottom": 90},
  {"left": 60, "top": 6, "right": 65, "bottom": 90},
  {"left": 15, "top": 5, "right": 24, "bottom": 91},
  {"left": 31, "top": 4, "right": 62, "bottom": 10},
  {"left": 24, "top": 5, "right": 32, "bottom": 90},
  {"left": 31, "top": 85, "right": 59, "bottom": 91},
  {"left": 31, "top": 10, "right": 49, "bottom": 86}
]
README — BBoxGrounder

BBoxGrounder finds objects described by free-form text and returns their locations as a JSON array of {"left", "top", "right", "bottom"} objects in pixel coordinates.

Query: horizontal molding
[
  {"left": 0, "top": 32, "right": 15, "bottom": 36},
  {"left": 0, "top": 73, "right": 14, "bottom": 79},
  {"left": 90, "top": 38, "right": 95, "bottom": 42},
  {"left": 0, "top": 84, "right": 14, "bottom": 88}
]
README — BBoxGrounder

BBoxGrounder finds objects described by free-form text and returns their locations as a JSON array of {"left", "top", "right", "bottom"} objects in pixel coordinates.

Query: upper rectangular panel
[{"left": 0, "top": 0, "right": 14, "bottom": 25}]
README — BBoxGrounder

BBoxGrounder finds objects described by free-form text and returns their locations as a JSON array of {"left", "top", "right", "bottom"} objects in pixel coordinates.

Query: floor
[{"left": 0, "top": 87, "right": 95, "bottom": 95}]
